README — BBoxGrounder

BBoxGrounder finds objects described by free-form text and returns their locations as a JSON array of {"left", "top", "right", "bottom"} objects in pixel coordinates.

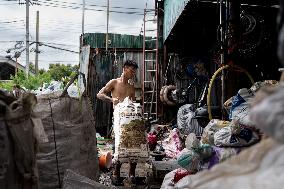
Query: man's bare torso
[{"left": 111, "top": 78, "right": 135, "bottom": 105}]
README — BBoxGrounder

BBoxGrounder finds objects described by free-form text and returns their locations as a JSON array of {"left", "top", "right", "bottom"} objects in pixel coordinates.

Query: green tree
[
  {"left": 29, "top": 62, "right": 35, "bottom": 73},
  {"left": 11, "top": 70, "right": 52, "bottom": 90},
  {"left": 0, "top": 80, "right": 14, "bottom": 91},
  {"left": 48, "top": 63, "right": 78, "bottom": 81},
  {"left": 1, "top": 63, "right": 78, "bottom": 91},
  {"left": 39, "top": 68, "right": 46, "bottom": 74}
]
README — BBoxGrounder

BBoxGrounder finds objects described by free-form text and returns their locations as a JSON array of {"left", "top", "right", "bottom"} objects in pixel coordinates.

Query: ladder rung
[
  {"left": 144, "top": 102, "right": 157, "bottom": 104},
  {"left": 147, "top": 69, "right": 157, "bottom": 72},
  {"left": 145, "top": 19, "right": 157, "bottom": 22},
  {"left": 145, "top": 38, "right": 157, "bottom": 42},
  {"left": 143, "top": 81, "right": 153, "bottom": 83},
  {"left": 145, "top": 39, "right": 157, "bottom": 42},
  {"left": 145, "top": 60, "right": 156, "bottom": 62},
  {"left": 144, "top": 91, "right": 154, "bottom": 93},
  {"left": 145, "top": 9, "right": 155, "bottom": 12},
  {"left": 145, "top": 49, "right": 157, "bottom": 52},
  {"left": 145, "top": 29, "right": 157, "bottom": 32}
]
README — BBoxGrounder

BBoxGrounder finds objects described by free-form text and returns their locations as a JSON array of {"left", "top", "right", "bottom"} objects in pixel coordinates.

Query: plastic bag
[
  {"left": 161, "top": 168, "right": 192, "bottom": 189},
  {"left": 162, "top": 128, "right": 182, "bottom": 158},
  {"left": 113, "top": 97, "right": 147, "bottom": 157},
  {"left": 229, "top": 88, "right": 254, "bottom": 126},
  {"left": 185, "top": 133, "right": 213, "bottom": 160},
  {"left": 214, "top": 123, "right": 260, "bottom": 147},
  {"left": 201, "top": 119, "right": 230, "bottom": 145},
  {"left": 206, "top": 146, "right": 239, "bottom": 169},
  {"left": 185, "top": 133, "right": 200, "bottom": 150},
  {"left": 177, "top": 104, "right": 203, "bottom": 136},
  {"left": 178, "top": 139, "right": 284, "bottom": 189},
  {"left": 177, "top": 148, "right": 200, "bottom": 172}
]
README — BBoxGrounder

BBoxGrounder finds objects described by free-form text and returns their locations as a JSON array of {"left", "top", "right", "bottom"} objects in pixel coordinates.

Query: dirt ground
[{"left": 98, "top": 171, "right": 161, "bottom": 189}]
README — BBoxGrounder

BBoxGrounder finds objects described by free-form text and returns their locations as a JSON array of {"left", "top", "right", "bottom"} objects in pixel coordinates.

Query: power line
[
  {"left": 38, "top": 42, "right": 79, "bottom": 53},
  {"left": 0, "top": 19, "right": 142, "bottom": 31},
  {"left": 0, "top": 19, "right": 25, "bottom": 24},
  {"left": 36, "top": 0, "right": 145, "bottom": 11},
  {"left": 0, "top": 21, "right": 141, "bottom": 35},
  {"left": 0, "top": 3, "right": 18, "bottom": 5},
  {"left": 35, "top": 0, "right": 144, "bottom": 15},
  {"left": 3, "top": 0, "right": 144, "bottom": 15}
]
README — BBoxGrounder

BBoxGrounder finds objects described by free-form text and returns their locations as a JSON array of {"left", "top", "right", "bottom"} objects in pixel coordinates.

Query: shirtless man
[
  {"left": 97, "top": 60, "right": 138, "bottom": 106},
  {"left": 97, "top": 60, "right": 138, "bottom": 185}
]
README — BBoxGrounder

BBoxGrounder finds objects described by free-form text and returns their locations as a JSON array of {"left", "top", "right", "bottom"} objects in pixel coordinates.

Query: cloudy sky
[{"left": 0, "top": 0, "right": 155, "bottom": 70}]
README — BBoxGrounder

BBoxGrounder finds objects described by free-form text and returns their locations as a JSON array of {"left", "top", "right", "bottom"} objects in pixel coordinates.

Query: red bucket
[{"left": 99, "top": 151, "right": 112, "bottom": 169}]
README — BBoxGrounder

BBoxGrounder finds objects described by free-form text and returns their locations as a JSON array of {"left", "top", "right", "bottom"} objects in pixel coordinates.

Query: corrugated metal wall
[
  {"left": 87, "top": 51, "right": 113, "bottom": 136},
  {"left": 87, "top": 49, "right": 155, "bottom": 135},
  {"left": 113, "top": 51, "right": 155, "bottom": 86},
  {"left": 83, "top": 33, "right": 156, "bottom": 49},
  {"left": 84, "top": 33, "right": 157, "bottom": 135}
]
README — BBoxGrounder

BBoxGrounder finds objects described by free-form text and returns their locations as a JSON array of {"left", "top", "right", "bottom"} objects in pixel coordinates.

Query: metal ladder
[{"left": 142, "top": 6, "right": 159, "bottom": 120}]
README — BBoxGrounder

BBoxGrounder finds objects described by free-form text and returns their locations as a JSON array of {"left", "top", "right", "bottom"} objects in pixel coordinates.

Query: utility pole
[
  {"left": 35, "top": 10, "right": 39, "bottom": 75},
  {"left": 106, "top": 0, "right": 109, "bottom": 51},
  {"left": 25, "top": 0, "right": 30, "bottom": 76},
  {"left": 15, "top": 57, "right": 18, "bottom": 75},
  {"left": 81, "top": 0, "right": 85, "bottom": 48}
]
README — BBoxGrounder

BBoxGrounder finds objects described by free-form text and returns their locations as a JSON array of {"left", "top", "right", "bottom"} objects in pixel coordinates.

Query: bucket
[{"left": 99, "top": 151, "right": 112, "bottom": 169}]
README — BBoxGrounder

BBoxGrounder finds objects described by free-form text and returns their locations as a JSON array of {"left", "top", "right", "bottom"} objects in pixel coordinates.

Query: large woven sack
[
  {"left": 34, "top": 75, "right": 99, "bottom": 189},
  {"left": 0, "top": 91, "right": 38, "bottom": 189}
]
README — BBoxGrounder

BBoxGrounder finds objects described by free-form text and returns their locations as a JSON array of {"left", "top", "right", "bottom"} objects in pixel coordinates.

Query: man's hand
[{"left": 112, "top": 97, "right": 120, "bottom": 105}]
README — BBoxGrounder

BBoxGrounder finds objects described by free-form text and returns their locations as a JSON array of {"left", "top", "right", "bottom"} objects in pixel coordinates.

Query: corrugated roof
[
  {"left": 82, "top": 33, "right": 157, "bottom": 49},
  {"left": 163, "top": 0, "right": 190, "bottom": 42}
]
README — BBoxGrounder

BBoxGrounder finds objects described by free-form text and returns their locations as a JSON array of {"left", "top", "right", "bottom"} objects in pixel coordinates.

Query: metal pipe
[
  {"left": 219, "top": 0, "right": 226, "bottom": 118},
  {"left": 35, "top": 11, "right": 39, "bottom": 75},
  {"left": 106, "top": 0, "right": 109, "bottom": 51},
  {"left": 25, "top": 0, "right": 30, "bottom": 76}
]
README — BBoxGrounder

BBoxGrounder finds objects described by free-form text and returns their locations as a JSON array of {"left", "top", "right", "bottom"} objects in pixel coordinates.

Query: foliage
[
  {"left": 0, "top": 63, "right": 78, "bottom": 91},
  {"left": 48, "top": 63, "right": 78, "bottom": 81},
  {"left": 11, "top": 70, "right": 52, "bottom": 90},
  {"left": 29, "top": 62, "right": 35, "bottom": 73},
  {"left": 0, "top": 80, "right": 14, "bottom": 91}
]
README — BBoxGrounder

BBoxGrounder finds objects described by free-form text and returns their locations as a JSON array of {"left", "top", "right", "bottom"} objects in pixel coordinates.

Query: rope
[
  {"left": 48, "top": 98, "right": 62, "bottom": 189},
  {"left": 207, "top": 65, "right": 254, "bottom": 120}
]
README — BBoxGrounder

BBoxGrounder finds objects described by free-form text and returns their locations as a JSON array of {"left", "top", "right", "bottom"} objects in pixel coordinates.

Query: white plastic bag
[
  {"left": 113, "top": 97, "right": 146, "bottom": 156},
  {"left": 177, "top": 104, "right": 203, "bottom": 136},
  {"left": 214, "top": 123, "right": 260, "bottom": 147},
  {"left": 201, "top": 119, "right": 230, "bottom": 145},
  {"left": 229, "top": 88, "right": 254, "bottom": 126}
]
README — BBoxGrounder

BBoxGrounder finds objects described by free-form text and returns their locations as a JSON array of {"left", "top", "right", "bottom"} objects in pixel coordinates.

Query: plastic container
[{"left": 99, "top": 151, "right": 112, "bottom": 169}]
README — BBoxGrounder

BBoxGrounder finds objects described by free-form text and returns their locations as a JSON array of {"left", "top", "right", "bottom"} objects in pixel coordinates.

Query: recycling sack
[
  {"left": 34, "top": 76, "right": 99, "bottom": 189},
  {"left": 113, "top": 97, "right": 147, "bottom": 157}
]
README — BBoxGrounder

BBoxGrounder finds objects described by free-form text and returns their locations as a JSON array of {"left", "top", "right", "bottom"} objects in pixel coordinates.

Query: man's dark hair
[{"left": 123, "top": 60, "right": 138, "bottom": 69}]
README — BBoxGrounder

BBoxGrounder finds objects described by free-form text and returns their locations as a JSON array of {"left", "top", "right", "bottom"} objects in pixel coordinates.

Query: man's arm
[
  {"left": 97, "top": 79, "right": 116, "bottom": 103},
  {"left": 129, "top": 86, "right": 136, "bottom": 101}
]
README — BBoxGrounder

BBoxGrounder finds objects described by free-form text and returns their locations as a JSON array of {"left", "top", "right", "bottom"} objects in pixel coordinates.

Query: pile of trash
[
  {"left": 163, "top": 82, "right": 284, "bottom": 189},
  {"left": 144, "top": 80, "right": 280, "bottom": 188},
  {"left": 34, "top": 80, "right": 80, "bottom": 97}
]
